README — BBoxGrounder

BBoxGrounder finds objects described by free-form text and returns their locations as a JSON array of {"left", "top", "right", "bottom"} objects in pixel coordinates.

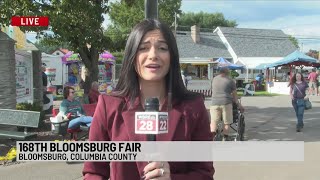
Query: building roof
[
  {"left": 216, "top": 27, "right": 297, "bottom": 57},
  {"left": 50, "top": 48, "right": 69, "bottom": 55},
  {"left": 20, "top": 41, "right": 38, "bottom": 51},
  {"left": 59, "top": 48, "right": 69, "bottom": 54},
  {"left": 176, "top": 31, "right": 232, "bottom": 60}
]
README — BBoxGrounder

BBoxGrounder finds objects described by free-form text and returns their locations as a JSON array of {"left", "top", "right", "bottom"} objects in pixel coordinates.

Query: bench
[{"left": 0, "top": 109, "right": 40, "bottom": 140}]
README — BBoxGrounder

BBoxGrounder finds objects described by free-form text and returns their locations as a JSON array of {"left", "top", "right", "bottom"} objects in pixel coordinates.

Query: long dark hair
[
  {"left": 112, "top": 19, "right": 200, "bottom": 104},
  {"left": 288, "top": 72, "right": 304, "bottom": 87}
]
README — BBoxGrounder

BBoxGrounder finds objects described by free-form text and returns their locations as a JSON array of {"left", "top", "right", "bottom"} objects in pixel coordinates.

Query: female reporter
[{"left": 83, "top": 19, "right": 214, "bottom": 180}]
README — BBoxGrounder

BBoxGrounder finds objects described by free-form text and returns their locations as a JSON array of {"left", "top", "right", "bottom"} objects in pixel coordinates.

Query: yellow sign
[{"left": 2, "top": 26, "right": 26, "bottom": 49}]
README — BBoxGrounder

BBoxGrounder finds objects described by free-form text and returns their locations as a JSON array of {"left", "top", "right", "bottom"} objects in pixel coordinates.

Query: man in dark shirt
[{"left": 42, "top": 65, "right": 48, "bottom": 88}]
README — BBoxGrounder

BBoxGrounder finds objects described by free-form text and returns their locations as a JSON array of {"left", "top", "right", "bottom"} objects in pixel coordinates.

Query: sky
[
  {"left": 181, "top": 0, "right": 320, "bottom": 52},
  {"left": 27, "top": 0, "right": 320, "bottom": 53}
]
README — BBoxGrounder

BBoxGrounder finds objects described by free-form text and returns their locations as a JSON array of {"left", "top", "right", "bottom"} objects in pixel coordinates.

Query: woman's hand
[
  {"left": 239, "top": 104, "right": 245, "bottom": 113},
  {"left": 290, "top": 94, "right": 294, "bottom": 100},
  {"left": 142, "top": 162, "right": 171, "bottom": 180}
]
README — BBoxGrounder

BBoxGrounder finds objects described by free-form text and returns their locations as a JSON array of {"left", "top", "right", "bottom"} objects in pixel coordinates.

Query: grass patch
[
  {"left": 237, "top": 90, "right": 282, "bottom": 97},
  {"left": 54, "top": 95, "right": 63, "bottom": 101}
]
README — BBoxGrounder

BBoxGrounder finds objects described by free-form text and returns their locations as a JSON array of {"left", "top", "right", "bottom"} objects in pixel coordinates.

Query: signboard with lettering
[{"left": 15, "top": 52, "right": 32, "bottom": 100}]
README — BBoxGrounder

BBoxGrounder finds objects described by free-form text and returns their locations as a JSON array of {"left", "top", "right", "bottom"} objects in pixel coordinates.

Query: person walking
[
  {"left": 255, "top": 73, "right": 264, "bottom": 89},
  {"left": 210, "top": 67, "right": 244, "bottom": 141},
  {"left": 289, "top": 72, "right": 309, "bottom": 132},
  {"left": 308, "top": 69, "right": 318, "bottom": 95}
]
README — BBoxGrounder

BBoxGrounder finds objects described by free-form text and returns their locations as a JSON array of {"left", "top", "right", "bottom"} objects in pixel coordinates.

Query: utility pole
[{"left": 145, "top": 0, "right": 158, "bottom": 19}]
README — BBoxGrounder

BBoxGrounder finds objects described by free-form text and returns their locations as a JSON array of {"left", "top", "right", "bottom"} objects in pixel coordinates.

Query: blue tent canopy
[
  {"left": 266, "top": 50, "right": 318, "bottom": 68},
  {"left": 214, "top": 57, "right": 244, "bottom": 70}
]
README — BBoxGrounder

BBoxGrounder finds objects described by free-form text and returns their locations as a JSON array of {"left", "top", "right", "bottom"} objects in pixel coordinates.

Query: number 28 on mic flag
[{"left": 135, "top": 112, "right": 168, "bottom": 134}]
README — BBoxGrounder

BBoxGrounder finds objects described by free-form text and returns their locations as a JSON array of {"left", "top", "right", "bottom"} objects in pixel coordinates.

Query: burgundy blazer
[{"left": 83, "top": 95, "right": 214, "bottom": 180}]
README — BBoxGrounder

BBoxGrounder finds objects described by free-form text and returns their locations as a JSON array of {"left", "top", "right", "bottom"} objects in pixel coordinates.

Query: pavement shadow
[{"left": 243, "top": 105, "right": 320, "bottom": 142}]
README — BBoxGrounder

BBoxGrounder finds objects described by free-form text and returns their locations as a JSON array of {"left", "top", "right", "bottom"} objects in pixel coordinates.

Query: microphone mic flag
[{"left": 134, "top": 97, "right": 168, "bottom": 140}]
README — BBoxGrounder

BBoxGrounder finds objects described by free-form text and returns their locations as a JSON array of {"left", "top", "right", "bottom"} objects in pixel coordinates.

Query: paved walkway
[
  {"left": 209, "top": 95, "right": 320, "bottom": 180},
  {"left": 1, "top": 95, "right": 319, "bottom": 180}
]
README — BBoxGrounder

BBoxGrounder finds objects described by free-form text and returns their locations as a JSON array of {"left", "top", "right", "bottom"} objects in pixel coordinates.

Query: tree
[
  {"left": 104, "top": 25, "right": 129, "bottom": 52},
  {"left": 288, "top": 35, "right": 300, "bottom": 49},
  {"left": 306, "top": 49, "right": 319, "bottom": 59},
  {"left": 0, "top": 0, "right": 110, "bottom": 94},
  {"left": 34, "top": 40, "right": 69, "bottom": 54},
  {"left": 109, "top": 0, "right": 181, "bottom": 28},
  {"left": 105, "top": 0, "right": 182, "bottom": 51},
  {"left": 178, "top": 11, "right": 237, "bottom": 32},
  {"left": 230, "top": 70, "right": 239, "bottom": 79}
]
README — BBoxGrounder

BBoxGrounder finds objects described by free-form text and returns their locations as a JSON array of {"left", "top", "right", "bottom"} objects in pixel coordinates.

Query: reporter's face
[{"left": 135, "top": 30, "right": 170, "bottom": 82}]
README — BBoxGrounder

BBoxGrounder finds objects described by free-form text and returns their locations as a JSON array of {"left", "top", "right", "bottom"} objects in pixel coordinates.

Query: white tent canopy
[
  {"left": 235, "top": 57, "right": 283, "bottom": 82},
  {"left": 235, "top": 57, "right": 283, "bottom": 69}
]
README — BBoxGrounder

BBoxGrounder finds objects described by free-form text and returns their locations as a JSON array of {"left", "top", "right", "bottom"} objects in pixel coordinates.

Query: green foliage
[
  {"left": 230, "top": 70, "right": 239, "bottom": 79},
  {"left": 112, "top": 51, "right": 124, "bottom": 64},
  {"left": 178, "top": 12, "right": 237, "bottom": 32},
  {"left": 289, "top": 35, "right": 299, "bottom": 48},
  {"left": 104, "top": 26, "right": 129, "bottom": 52},
  {"left": 16, "top": 102, "right": 42, "bottom": 112},
  {"left": 0, "top": 0, "right": 48, "bottom": 32},
  {"left": 0, "top": 0, "right": 111, "bottom": 94},
  {"left": 109, "top": 0, "right": 181, "bottom": 28},
  {"left": 306, "top": 49, "right": 319, "bottom": 59},
  {"left": 107, "top": 0, "right": 181, "bottom": 51},
  {"left": 34, "top": 40, "right": 69, "bottom": 54}
]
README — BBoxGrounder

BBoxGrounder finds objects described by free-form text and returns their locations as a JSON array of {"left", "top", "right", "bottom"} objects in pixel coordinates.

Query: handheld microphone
[
  {"left": 135, "top": 97, "right": 168, "bottom": 140},
  {"left": 145, "top": 98, "right": 158, "bottom": 141}
]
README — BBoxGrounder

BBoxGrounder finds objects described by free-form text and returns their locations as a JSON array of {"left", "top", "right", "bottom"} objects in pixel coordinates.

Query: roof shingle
[
  {"left": 176, "top": 31, "right": 231, "bottom": 59},
  {"left": 217, "top": 27, "right": 297, "bottom": 57}
]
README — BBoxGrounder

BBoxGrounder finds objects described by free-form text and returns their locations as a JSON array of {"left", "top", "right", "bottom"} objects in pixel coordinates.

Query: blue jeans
[
  {"left": 68, "top": 116, "right": 93, "bottom": 129},
  {"left": 292, "top": 99, "right": 305, "bottom": 128}
]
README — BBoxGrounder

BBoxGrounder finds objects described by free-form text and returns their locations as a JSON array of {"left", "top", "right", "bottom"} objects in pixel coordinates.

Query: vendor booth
[
  {"left": 61, "top": 51, "right": 116, "bottom": 95},
  {"left": 180, "top": 58, "right": 218, "bottom": 96},
  {"left": 179, "top": 57, "right": 244, "bottom": 97},
  {"left": 215, "top": 57, "right": 244, "bottom": 70},
  {"left": 261, "top": 50, "right": 320, "bottom": 95},
  {"left": 61, "top": 52, "right": 82, "bottom": 95},
  {"left": 98, "top": 51, "right": 116, "bottom": 94}
]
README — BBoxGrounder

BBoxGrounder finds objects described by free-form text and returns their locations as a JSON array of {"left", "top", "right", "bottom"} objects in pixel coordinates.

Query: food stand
[
  {"left": 61, "top": 51, "right": 116, "bottom": 94},
  {"left": 180, "top": 58, "right": 218, "bottom": 96},
  {"left": 263, "top": 50, "right": 320, "bottom": 95},
  {"left": 98, "top": 51, "right": 116, "bottom": 94}
]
